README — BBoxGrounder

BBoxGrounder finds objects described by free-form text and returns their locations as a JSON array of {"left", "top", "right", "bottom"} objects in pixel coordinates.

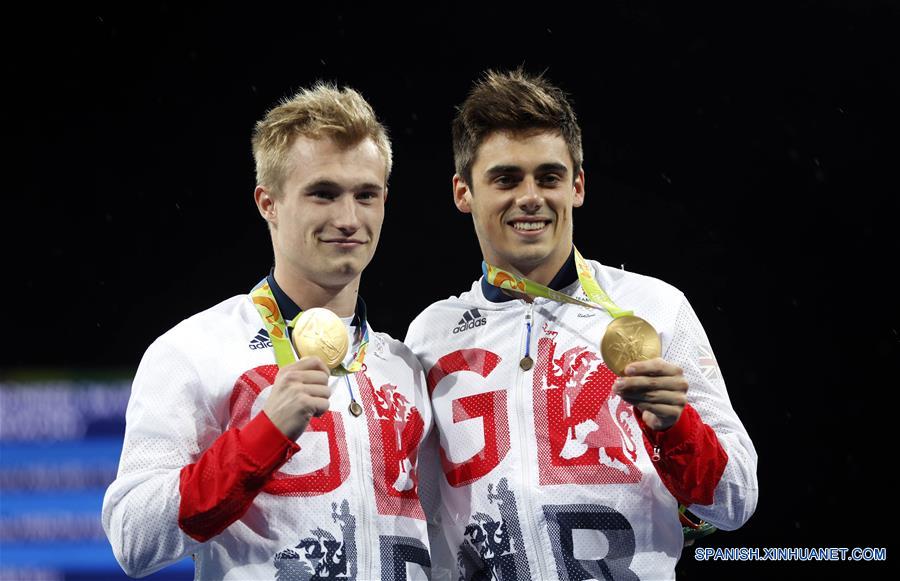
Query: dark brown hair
[{"left": 452, "top": 69, "right": 583, "bottom": 185}]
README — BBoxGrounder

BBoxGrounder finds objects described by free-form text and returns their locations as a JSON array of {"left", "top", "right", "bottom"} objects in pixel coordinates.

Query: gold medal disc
[
  {"left": 600, "top": 315, "right": 661, "bottom": 377},
  {"left": 291, "top": 308, "right": 350, "bottom": 369},
  {"left": 348, "top": 401, "right": 363, "bottom": 417}
]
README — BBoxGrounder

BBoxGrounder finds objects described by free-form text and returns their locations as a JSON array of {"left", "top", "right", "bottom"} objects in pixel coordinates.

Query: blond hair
[
  {"left": 452, "top": 69, "right": 583, "bottom": 185},
  {"left": 252, "top": 83, "right": 392, "bottom": 194}
]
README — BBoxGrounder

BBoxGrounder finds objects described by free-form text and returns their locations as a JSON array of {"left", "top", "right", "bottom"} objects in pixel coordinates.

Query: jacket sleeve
[
  {"left": 640, "top": 296, "right": 759, "bottom": 531},
  {"left": 101, "top": 337, "right": 299, "bottom": 577},
  {"left": 636, "top": 403, "right": 728, "bottom": 507}
]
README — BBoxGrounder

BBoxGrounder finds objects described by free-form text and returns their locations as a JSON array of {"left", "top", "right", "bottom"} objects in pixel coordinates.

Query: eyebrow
[
  {"left": 535, "top": 162, "right": 569, "bottom": 174},
  {"left": 302, "top": 180, "right": 385, "bottom": 193},
  {"left": 484, "top": 162, "right": 570, "bottom": 176},
  {"left": 484, "top": 165, "right": 523, "bottom": 176}
]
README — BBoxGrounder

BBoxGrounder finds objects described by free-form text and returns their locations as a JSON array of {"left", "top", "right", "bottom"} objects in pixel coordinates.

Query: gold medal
[
  {"left": 291, "top": 308, "right": 349, "bottom": 369},
  {"left": 519, "top": 356, "right": 534, "bottom": 370},
  {"left": 348, "top": 401, "right": 363, "bottom": 417},
  {"left": 600, "top": 315, "right": 661, "bottom": 377}
]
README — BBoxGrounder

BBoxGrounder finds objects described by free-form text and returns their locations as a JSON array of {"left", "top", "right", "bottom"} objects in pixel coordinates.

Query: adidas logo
[
  {"left": 453, "top": 309, "right": 487, "bottom": 334},
  {"left": 248, "top": 328, "right": 273, "bottom": 350}
]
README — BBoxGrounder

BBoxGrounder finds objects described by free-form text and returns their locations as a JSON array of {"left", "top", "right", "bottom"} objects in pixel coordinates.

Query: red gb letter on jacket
[
  {"left": 358, "top": 374, "right": 426, "bottom": 519},
  {"left": 230, "top": 365, "right": 350, "bottom": 495},
  {"left": 532, "top": 331, "right": 642, "bottom": 485},
  {"left": 426, "top": 349, "right": 511, "bottom": 488}
]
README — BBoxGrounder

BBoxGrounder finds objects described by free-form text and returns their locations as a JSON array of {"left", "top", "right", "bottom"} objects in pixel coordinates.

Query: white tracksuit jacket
[
  {"left": 406, "top": 255, "right": 758, "bottom": 581},
  {"left": 102, "top": 278, "right": 433, "bottom": 580}
]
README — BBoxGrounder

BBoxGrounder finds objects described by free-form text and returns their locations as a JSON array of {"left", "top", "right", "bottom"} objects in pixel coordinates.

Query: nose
[
  {"left": 332, "top": 194, "right": 361, "bottom": 233},
  {"left": 516, "top": 177, "right": 543, "bottom": 213}
]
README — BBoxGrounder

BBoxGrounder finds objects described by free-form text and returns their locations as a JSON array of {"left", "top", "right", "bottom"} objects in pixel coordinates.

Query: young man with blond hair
[
  {"left": 407, "top": 70, "right": 758, "bottom": 580},
  {"left": 103, "top": 84, "right": 433, "bottom": 580}
]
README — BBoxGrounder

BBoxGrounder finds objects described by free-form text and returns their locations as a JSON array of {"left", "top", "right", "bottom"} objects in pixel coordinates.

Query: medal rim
[{"left": 348, "top": 401, "right": 363, "bottom": 416}]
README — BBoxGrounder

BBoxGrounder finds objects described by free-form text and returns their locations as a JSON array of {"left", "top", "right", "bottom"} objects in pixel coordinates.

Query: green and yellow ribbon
[{"left": 482, "top": 247, "right": 633, "bottom": 319}]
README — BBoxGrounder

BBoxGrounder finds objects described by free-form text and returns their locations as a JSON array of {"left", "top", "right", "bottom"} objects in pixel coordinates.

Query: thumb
[
  {"left": 293, "top": 356, "right": 330, "bottom": 373},
  {"left": 642, "top": 410, "right": 665, "bottom": 431}
]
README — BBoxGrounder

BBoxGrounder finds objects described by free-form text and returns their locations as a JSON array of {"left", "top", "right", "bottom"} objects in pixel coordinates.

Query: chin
[
  {"left": 508, "top": 246, "right": 553, "bottom": 265},
  {"left": 326, "top": 260, "right": 364, "bottom": 281}
]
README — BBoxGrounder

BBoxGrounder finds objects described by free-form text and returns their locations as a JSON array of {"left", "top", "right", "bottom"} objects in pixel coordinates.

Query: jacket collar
[{"left": 266, "top": 270, "right": 366, "bottom": 327}]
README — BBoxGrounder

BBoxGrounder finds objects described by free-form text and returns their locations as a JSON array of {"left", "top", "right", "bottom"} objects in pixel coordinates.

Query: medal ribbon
[
  {"left": 482, "top": 248, "right": 633, "bottom": 319},
  {"left": 250, "top": 279, "right": 368, "bottom": 375}
]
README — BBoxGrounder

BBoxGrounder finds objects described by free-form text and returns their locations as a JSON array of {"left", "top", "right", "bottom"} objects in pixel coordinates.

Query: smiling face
[
  {"left": 256, "top": 135, "right": 387, "bottom": 291},
  {"left": 454, "top": 130, "right": 585, "bottom": 284}
]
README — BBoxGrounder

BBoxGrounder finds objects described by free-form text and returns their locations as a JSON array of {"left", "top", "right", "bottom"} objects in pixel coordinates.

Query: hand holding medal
[
  {"left": 251, "top": 281, "right": 370, "bottom": 418},
  {"left": 484, "top": 252, "right": 688, "bottom": 433},
  {"left": 612, "top": 358, "right": 688, "bottom": 431},
  {"left": 291, "top": 308, "right": 364, "bottom": 417},
  {"left": 572, "top": 253, "right": 688, "bottom": 431}
]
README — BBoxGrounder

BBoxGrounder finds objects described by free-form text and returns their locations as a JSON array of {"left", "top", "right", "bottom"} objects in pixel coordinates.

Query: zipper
[
  {"left": 514, "top": 301, "right": 549, "bottom": 577},
  {"left": 522, "top": 305, "right": 533, "bottom": 367},
  {"left": 345, "top": 374, "right": 372, "bottom": 578}
]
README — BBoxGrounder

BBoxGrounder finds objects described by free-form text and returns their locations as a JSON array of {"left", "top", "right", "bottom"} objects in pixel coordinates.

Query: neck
[
  {"left": 272, "top": 262, "right": 360, "bottom": 318},
  {"left": 495, "top": 247, "right": 572, "bottom": 287},
  {"left": 515, "top": 259, "right": 566, "bottom": 287}
]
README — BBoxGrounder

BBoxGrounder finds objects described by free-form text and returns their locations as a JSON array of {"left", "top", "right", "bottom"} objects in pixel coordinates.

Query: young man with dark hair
[{"left": 407, "top": 70, "right": 757, "bottom": 580}]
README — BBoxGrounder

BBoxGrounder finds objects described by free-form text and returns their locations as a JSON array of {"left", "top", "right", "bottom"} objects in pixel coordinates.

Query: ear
[
  {"left": 572, "top": 168, "right": 586, "bottom": 208},
  {"left": 453, "top": 174, "right": 473, "bottom": 213},
  {"left": 254, "top": 185, "right": 278, "bottom": 225}
]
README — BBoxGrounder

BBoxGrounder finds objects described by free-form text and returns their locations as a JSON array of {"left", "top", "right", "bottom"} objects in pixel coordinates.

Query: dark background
[{"left": 3, "top": 1, "right": 897, "bottom": 577}]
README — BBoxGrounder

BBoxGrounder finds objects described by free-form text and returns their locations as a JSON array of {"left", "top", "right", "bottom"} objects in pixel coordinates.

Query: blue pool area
[{"left": 0, "top": 380, "right": 193, "bottom": 580}]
